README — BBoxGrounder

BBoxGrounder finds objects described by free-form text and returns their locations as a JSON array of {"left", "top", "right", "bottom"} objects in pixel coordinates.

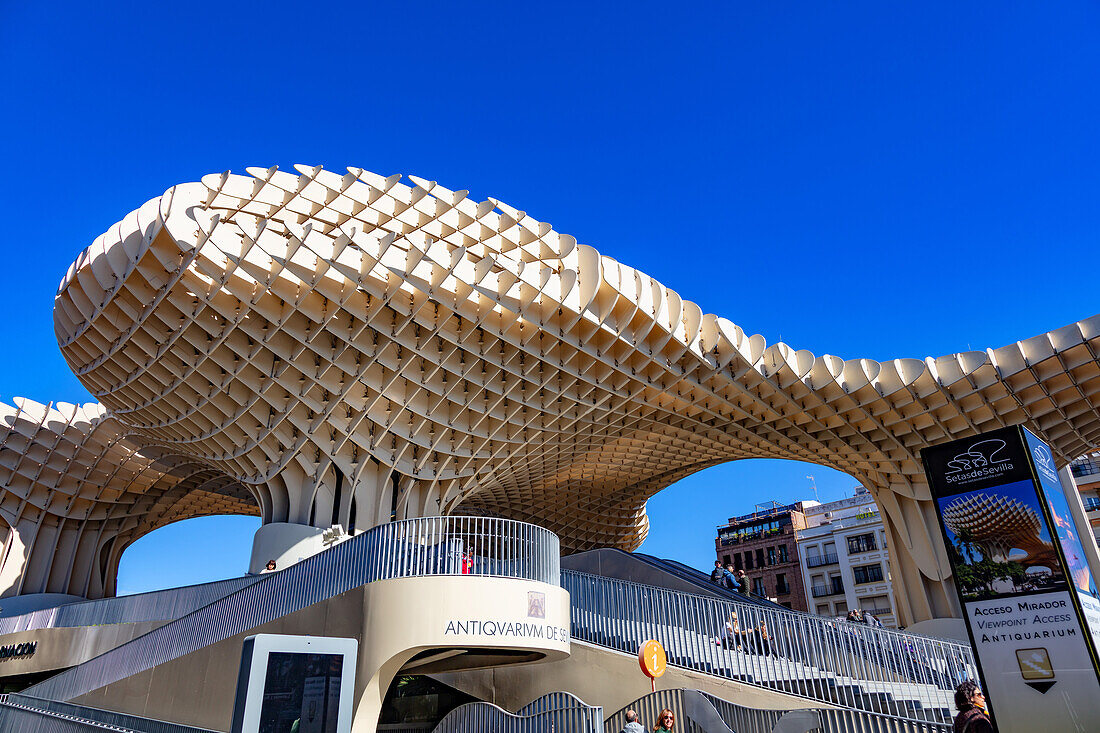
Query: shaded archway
[{"left": 0, "top": 399, "right": 260, "bottom": 600}]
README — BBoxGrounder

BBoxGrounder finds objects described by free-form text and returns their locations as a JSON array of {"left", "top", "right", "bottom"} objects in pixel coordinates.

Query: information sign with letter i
[{"left": 922, "top": 425, "right": 1100, "bottom": 733}]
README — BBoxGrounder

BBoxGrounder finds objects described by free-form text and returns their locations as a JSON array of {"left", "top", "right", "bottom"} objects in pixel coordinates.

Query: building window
[
  {"left": 767, "top": 546, "right": 777, "bottom": 566},
  {"left": 778, "top": 544, "right": 789, "bottom": 563},
  {"left": 776, "top": 573, "right": 790, "bottom": 594},
  {"left": 721, "top": 554, "right": 731, "bottom": 566},
  {"left": 853, "top": 563, "right": 884, "bottom": 584},
  {"left": 744, "top": 551, "right": 754, "bottom": 570},
  {"left": 847, "top": 533, "right": 877, "bottom": 554},
  {"left": 816, "top": 604, "right": 830, "bottom": 615},
  {"left": 752, "top": 577, "right": 765, "bottom": 596},
  {"left": 863, "top": 595, "right": 891, "bottom": 616},
  {"left": 1072, "top": 454, "right": 1100, "bottom": 478},
  {"left": 806, "top": 550, "right": 839, "bottom": 567},
  {"left": 755, "top": 548, "right": 765, "bottom": 567},
  {"left": 734, "top": 554, "right": 743, "bottom": 571}
]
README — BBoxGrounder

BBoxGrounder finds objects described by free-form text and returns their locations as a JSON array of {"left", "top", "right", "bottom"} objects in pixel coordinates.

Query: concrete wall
[{"left": 0, "top": 620, "right": 163, "bottom": 679}]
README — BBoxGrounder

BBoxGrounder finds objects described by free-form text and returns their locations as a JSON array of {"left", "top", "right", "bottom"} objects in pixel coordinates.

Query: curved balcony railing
[
  {"left": 432, "top": 692, "right": 601, "bottom": 733},
  {"left": 362, "top": 516, "right": 560, "bottom": 585},
  {"left": 24, "top": 516, "right": 559, "bottom": 704}
]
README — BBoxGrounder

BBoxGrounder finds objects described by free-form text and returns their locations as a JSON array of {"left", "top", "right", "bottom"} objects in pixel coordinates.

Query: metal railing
[
  {"left": 0, "top": 702, "right": 130, "bottom": 732},
  {"left": 3, "top": 695, "right": 219, "bottom": 733},
  {"left": 362, "top": 516, "right": 559, "bottom": 584},
  {"left": 1071, "top": 456, "right": 1100, "bottom": 478},
  {"left": 811, "top": 582, "right": 844, "bottom": 598},
  {"left": 564, "top": 569, "right": 975, "bottom": 724},
  {"left": 0, "top": 575, "right": 261, "bottom": 636},
  {"left": 432, "top": 692, "right": 601, "bottom": 733},
  {"left": 1083, "top": 496, "right": 1100, "bottom": 512},
  {"left": 806, "top": 552, "right": 840, "bottom": 567},
  {"left": 24, "top": 516, "right": 559, "bottom": 704},
  {"left": 605, "top": 688, "right": 950, "bottom": 733}
]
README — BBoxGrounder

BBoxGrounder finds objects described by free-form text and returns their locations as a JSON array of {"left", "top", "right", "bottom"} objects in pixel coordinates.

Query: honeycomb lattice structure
[
  {"left": 0, "top": 399, "right": 255, "bottom": 598},
  {"left": 0, "top": 164, "right": 1094, "bottom": 620}
]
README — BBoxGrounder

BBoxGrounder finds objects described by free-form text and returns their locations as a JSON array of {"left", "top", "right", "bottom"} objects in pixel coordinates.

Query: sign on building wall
[{"left": 922, "top": 425, "right": 1100, "bottom": 733}]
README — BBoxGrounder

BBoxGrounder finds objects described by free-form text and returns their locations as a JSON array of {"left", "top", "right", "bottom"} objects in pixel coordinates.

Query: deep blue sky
[{"left": 1, "top": 3, "right": 1097, "bottom": 594}]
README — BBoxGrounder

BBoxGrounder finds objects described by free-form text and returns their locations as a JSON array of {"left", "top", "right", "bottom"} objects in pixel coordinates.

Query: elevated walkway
[{"left": 562, "top": 568, "right": 969, "bottom": 724}]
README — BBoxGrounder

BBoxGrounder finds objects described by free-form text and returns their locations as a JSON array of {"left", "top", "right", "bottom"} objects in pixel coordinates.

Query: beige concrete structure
[{"left": 0, "top": 164, "right": 1094, "bottom": 627}]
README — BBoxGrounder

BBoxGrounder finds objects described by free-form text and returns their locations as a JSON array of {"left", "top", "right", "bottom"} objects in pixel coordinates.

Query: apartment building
[
  {"left": 795, "top": 487, "right": 896, "bottom": 627},
  {"left": 714, "top": 501, "right": 812, "bottom": 611}
]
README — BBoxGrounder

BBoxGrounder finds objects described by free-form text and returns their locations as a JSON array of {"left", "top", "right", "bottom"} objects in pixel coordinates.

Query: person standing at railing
[
  {"left": 620, "top": 709, "right": 645, "bottom": 733},
  {"left": 710, "top": 560, "right": 725, "bottom": 585},
  {"left": 722, "top": 564, "right": 741, "bottom": 592},
  {"left": 653, "top": 708, "right": 675, "bottom": 732}
]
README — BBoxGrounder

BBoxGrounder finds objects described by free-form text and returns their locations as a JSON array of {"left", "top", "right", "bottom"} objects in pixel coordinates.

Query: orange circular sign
[{"left": 638, "top": 639, "right": 667, "bottom": 679}]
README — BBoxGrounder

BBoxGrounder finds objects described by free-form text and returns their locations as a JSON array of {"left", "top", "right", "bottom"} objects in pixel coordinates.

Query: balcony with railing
[
  {"left": 1072, "top": 455, "right": 1100, "bottom": 479},
  {"left": 1083, "top": 496, "right": 1100, "bottom": 512},
  {"left": 811, "top": 580, "right": 845, "bottom": 598},
  {"left": 805, "top": 552, "right": 839, "bottom": 568}
]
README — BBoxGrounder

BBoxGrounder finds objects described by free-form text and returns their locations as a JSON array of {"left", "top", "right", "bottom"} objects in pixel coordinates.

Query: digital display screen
[{"left": 259, "top": 652, "right": 343, "bottom": 733}]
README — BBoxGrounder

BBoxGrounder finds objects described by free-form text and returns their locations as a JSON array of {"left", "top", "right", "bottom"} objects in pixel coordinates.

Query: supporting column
[
  {"left": 247, "top": 523, "right": 335, "bottom": 574},
  {"left": 1059, "top": 465, "right": 1100, "bottom": 590}
]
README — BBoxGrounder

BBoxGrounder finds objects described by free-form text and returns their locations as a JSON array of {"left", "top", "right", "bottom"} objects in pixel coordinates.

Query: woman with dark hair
[
  {"left": 653, "top": 708, "right": 675, "bottom": 732},
  {"left": 953, "top": 680, "right": 993, "bottom": 732}
]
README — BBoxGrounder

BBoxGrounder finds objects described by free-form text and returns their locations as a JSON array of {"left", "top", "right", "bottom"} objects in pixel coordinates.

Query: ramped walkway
[{"left": 564, "top": 569, "right": 974, "bottom": 725}]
